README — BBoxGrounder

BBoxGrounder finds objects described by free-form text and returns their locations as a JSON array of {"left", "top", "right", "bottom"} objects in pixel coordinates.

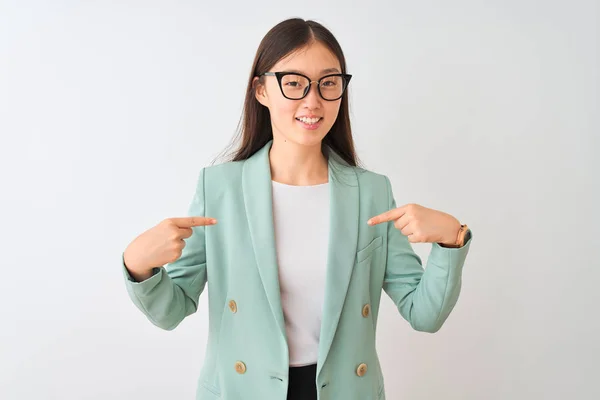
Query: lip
[
  {"left": 296, "top": 117, "right": 323, "bottom": 130},
  {"left": 295, "top": 115, "right": 322, "bottom": 119}
]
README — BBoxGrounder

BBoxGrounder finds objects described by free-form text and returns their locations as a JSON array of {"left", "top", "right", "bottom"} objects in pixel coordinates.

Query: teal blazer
[{"left": 123, "top": 139, "right": 473, "bottom": 400}]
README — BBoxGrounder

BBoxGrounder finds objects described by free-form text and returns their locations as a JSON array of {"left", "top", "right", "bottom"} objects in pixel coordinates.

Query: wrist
[
  {"left": 129, "top": 269, "right": 156, "bottom": 282},
  {"left": 123, "top": 251, "right": 152, "bottom": 276},
  {"left": 439, "top": 223, "right": 470, "bottom": 248},
  {"left": 440, "top": 221, "right": 462, "bottom": 246}
]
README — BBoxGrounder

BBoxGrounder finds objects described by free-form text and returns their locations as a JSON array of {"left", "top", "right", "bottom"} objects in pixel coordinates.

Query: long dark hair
[{"left": 211, "top": 18, "right": 363, "bottom": 168}]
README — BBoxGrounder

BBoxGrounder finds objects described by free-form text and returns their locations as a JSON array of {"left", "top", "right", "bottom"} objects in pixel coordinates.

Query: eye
[{"left": 320, "top": 77, "right": 339, "bottom": 87}]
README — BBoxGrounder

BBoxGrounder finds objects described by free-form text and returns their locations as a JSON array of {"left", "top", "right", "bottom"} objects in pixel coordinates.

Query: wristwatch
[{"left": 442, "top": 224, "right": 471, "bottom": 248}]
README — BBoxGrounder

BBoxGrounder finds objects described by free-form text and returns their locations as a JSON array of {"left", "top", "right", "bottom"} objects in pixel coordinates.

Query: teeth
[{"left": 298, "top": 117, "right": 321, "bottom": 124}]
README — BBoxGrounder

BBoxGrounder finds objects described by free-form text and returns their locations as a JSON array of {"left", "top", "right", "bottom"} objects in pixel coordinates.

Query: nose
[{"left": 302, "top": 81, "right": 322, "bottom": 107}]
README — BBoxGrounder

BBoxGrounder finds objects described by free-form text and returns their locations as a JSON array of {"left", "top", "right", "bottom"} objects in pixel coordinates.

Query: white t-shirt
[{"left": 271, "top": 179, "right": 330, "bottom": 367}]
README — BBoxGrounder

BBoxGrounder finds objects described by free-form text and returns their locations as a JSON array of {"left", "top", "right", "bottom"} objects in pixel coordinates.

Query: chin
[
  {"left": 274, "top": 123, "right": 329, "bottom": 147},
  {"left": 293, "top": 132, "right": 327, "bottom": 146}
]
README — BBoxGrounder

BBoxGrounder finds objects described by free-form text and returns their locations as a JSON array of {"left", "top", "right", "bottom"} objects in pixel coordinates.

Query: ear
[{"left": 253, "top": 76, "right": 269, "bottom": 107}]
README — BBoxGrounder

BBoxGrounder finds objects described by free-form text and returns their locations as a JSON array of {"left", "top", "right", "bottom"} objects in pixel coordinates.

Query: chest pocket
[{"left": 356, "top": 236, "right": 383, "bottom": 263}]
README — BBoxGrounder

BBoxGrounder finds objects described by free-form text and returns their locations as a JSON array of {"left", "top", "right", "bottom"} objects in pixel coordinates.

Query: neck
[{"left": 268, "top": 138, "right": 329, "bottom": 186}]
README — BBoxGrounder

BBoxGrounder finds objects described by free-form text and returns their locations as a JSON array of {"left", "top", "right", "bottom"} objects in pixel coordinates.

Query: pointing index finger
[
  {"left": 367, "top": 206, "right": 406, "bottom": 225},
  {"left": 170, "top": 216, "right": 217, "bottom": 228}
]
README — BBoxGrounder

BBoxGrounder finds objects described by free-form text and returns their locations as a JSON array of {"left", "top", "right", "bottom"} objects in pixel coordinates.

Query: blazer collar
[{"left": 242, "top": 139, "right": 359, "bottom": 377}]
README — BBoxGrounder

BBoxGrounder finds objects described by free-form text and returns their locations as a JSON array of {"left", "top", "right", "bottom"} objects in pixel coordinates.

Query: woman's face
[{"left": 255, "top": 41, "right": 343, "bottom": 148}]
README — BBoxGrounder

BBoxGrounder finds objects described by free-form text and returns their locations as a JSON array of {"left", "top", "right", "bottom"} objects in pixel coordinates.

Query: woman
[{"left": 122, "top": 18, "right": 473, "bottom": 400}]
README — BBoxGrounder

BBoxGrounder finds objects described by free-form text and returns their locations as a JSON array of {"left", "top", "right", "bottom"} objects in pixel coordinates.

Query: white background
[{"left": 1, "top": 0, "right": 598, "bottom": 399}]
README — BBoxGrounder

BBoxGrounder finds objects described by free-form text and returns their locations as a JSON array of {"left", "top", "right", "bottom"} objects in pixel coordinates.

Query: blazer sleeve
[
  {"left": 382, "top": 175, "right": 473, "bottom": 333},
  {"left": 121, "top": 168, "right": 209, "bottom": 331}
]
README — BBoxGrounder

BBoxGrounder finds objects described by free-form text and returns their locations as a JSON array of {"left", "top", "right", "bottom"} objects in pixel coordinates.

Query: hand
[
  {"left": 124, "top": 216, "right": 217, "bottom": 275},
  {"left": 367, "top": 203, "right": 461, "bottom": 245}
]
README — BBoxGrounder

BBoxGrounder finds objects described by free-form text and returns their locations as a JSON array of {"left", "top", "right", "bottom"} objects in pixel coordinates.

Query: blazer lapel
[
  {"left": 316, "top": 147, "right": 359, "bottom": 378},
  {"left": 242, "top": 140, "right": 287, "bottom": 340},
  {"left": 242, "top": 140, "right": 359, "bottom": 375}
]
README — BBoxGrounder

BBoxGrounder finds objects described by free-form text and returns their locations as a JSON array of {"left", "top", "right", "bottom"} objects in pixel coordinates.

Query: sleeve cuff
[
  {"left": 433, "top": 229, "right": 473, "bottom": 251},
  {"left": 122, "top": 253, "right": 163, "bottom": 289},
  {"left": 429, "top": 230, "right": 473, "bottom": 269}
]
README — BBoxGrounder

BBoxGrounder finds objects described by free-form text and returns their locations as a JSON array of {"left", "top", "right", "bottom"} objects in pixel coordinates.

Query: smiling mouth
[{"left": 295, "top": 117, "right": 322, "bottom": 124}]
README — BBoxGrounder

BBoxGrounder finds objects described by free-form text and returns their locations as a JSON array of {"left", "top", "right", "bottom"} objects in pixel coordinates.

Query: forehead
[{"left": 272, "top": 41, "right": 341, "bottom": 76}]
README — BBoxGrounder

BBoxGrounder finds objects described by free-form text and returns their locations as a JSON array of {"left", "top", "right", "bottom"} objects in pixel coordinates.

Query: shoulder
[
  {"left": 330, "top": 163, "right": 392, "bottom": 209},
  {"left": 196, "top": 160, "right": 245, "bottom": 199},
  {"left": 351, "top": 165, "right": 391, "bottom": 193},
  {"left": 203, "top": 159, "right": 244, "bottom": 181},
  {"left": 327, "top": 147, "right": 389, "bottom": 191}
]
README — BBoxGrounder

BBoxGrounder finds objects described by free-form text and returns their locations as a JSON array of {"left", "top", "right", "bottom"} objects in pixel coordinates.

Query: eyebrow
[{"left": 283, "top": 67, "right": 341, "bottom": 75}]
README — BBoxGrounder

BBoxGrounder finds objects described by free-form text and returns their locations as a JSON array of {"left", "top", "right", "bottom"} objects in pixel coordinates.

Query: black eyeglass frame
[{"left": 261, "top": 71, "right": 352, "bottom": 101}]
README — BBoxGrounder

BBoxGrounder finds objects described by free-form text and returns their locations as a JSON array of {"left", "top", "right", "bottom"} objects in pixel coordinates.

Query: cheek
[
  {"left": 324, "top": 102, "right": 342, "bottom": 122},
  {"left": 271, "top": 98, "right": 298, "bottom": 121}
]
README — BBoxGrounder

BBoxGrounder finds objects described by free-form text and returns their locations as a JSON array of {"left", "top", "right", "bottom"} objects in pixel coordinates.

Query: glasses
[{"left": 261, "top": 71, "right": 352, "bottom": 101}]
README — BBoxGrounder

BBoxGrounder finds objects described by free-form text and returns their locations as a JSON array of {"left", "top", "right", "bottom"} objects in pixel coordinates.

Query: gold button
[
  {"left": 362, "top": 304, "right": 371, "bottom": 317},
  {"left": 356, "top": 363, "right": 367, "bottom": 377},
  {"left": 228, "top": 300, "right": 237, "bottom": 313},
  {"left": 234, "top": 361, "right": 246, "bottom": 374}
]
